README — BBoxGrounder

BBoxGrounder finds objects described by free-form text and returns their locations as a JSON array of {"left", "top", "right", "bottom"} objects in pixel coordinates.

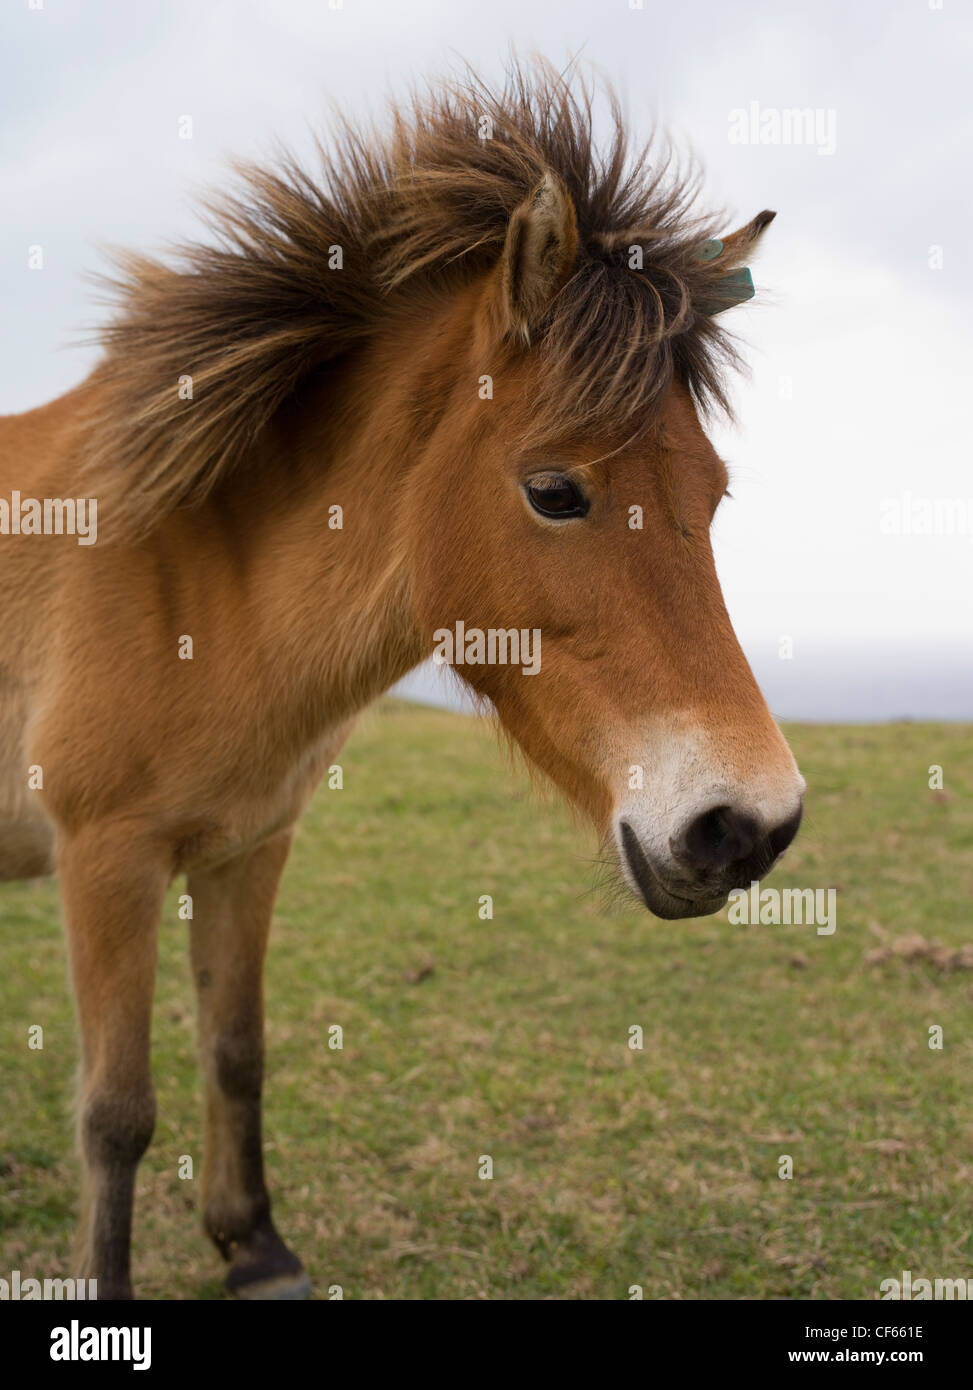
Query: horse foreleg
[
  {"left": 60, "top": 829, "right": 166, "bottom": 1301},
  {"left": 187, "top": 830, "right": 309, "bottom": 1299}
]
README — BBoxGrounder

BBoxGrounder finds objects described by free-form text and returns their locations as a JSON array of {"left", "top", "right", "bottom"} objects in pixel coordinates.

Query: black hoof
[{"left": 224, "top": 1224, "right": 310, "bottom": 1301}]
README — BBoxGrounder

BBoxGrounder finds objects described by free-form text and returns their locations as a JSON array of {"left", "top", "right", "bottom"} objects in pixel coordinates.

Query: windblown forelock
[
  {"left": 523, "top": 261, "right": 739, "bottom": 447},
  {"left": 80, "top": 56, "right": 747, "bottom": 534},
  {"left": 372, "top": 60, "right": 743, "bottom": 433}
]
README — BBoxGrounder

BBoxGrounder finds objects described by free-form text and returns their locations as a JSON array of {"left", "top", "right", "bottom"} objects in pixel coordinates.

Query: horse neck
[{"left": 189, "top": 286, "right": 480, "bottom": 735}]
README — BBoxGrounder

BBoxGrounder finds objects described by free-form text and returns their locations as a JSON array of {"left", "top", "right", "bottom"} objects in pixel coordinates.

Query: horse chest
[{"left": 174, "top": 723, "right": 349, "bottom": 873}]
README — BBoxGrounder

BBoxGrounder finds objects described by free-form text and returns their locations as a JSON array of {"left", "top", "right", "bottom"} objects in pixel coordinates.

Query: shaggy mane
[{"left": 82, "top": 58, "right": 757, "bottom": 532}]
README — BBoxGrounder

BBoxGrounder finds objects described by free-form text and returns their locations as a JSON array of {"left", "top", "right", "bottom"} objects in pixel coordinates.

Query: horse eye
[{"left": 525, "top": 474, "right": 590, "bottom": 520}]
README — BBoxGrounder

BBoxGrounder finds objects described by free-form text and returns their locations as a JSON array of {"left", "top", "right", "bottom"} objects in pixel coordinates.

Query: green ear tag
[
  {"left": 697, "top": 266, "right": 755, "bottom": 316},
  {"left": 696, "top": 238, "right": 724, "bottom": 262}
]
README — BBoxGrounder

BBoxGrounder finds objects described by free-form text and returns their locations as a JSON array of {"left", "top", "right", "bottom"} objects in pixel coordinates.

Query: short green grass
[{"left": 1, "top": 701, "right": 971, "bottom": 1299}]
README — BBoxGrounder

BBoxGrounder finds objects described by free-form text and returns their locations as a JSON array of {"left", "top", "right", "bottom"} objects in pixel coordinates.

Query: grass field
[{"left": 1, "top": 700, "right": 971, "bottom": 1300}]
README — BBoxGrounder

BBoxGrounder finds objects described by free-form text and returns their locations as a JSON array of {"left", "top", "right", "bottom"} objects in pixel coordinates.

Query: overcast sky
[{"left": 3, "top": 0, "right": 971, "bottom": 712}]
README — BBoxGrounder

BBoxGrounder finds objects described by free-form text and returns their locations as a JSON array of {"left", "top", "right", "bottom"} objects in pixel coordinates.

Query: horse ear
[
  {"left": 498, "top": 172, "right": 579, "bottom": 341},
  {"left": 693, "top": 210, "right": 776, "bottom": 316},
  {"left": 718, "top": 209, "right": 776, "bottom": 265}
]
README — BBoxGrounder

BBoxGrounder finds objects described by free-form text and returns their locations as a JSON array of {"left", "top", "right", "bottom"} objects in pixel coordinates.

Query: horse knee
[{"left": 80, "top": 1085, "right": 156, "bottom": 1169}]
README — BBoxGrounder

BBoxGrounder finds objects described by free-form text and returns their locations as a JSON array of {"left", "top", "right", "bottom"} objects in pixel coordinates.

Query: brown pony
[{"left": 0, "top": 62, "right": 804, "bottom": 1299}]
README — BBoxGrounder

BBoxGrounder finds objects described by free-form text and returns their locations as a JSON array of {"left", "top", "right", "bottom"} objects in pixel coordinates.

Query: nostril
[
  {"left": 768, "top": 804, "right": 803, "bottom": 858},
  {"left": 672, "top": 804, "right": 761, "bottom": 873}
]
